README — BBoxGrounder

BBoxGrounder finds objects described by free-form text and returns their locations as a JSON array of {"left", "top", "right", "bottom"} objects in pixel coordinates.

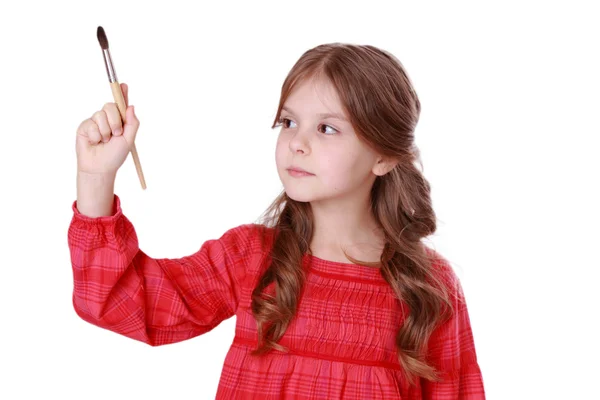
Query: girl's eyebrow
[{"left": 281, "top": 106, "right": 348, "bottom": 122}]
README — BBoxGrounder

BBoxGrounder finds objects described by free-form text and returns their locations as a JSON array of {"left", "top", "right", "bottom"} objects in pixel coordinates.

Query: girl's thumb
[{"left": 122, "top": 105, "right": 139, "bottom": 144}]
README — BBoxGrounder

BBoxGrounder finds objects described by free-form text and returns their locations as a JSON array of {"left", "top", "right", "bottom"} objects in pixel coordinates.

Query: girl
[{"left": 69, "top": 43, "right": 485, "bottom": 399}]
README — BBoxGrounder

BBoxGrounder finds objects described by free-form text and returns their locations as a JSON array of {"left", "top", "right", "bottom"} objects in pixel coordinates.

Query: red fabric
[{"left": 68, "top": 194, "right": 485, "bottom": 399}]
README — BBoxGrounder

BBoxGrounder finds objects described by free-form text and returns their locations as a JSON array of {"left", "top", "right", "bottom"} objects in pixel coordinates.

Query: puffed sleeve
[
  {"left": 421, "top": 255, "right": 486, "bottom": 399},
  {"left": 68, "top": 194, "right": 259, "bottom": 346}
]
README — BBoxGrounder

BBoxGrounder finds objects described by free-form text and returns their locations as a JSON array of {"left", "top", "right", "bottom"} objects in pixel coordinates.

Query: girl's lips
[
  {"left": 288, "top": 166, "right": 312, "bottom": 173},
  {"left": 287, "top": 169, "right": 315, "bottom": 177}
]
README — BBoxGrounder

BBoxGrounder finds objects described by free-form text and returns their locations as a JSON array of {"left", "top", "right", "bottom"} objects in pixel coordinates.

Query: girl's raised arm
[{"left": 68, "top": 194, "right": 257, "bottom": 346}]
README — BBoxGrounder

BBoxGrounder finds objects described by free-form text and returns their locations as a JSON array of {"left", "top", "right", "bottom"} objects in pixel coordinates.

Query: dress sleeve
[
  {"left": 421, "top": 257, "right": 486, "bottom": 399},
  {"left": 67, "top": 194, "right": 257, "bottom": 346}
]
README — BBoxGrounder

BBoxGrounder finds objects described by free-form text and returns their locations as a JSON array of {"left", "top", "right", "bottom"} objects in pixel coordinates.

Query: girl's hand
[{"left": 75, "top": 83, "right": 140, "bottom": 176}]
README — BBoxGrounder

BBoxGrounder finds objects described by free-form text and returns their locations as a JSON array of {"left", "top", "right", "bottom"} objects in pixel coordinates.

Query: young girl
[{"left": 69, "top": 43, "right": 485, "bottom": 399}]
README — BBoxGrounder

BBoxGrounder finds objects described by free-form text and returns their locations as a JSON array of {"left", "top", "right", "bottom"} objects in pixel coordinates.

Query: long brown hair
[{"left": 250, "top": 43, "right": 455, "bottom": 386}]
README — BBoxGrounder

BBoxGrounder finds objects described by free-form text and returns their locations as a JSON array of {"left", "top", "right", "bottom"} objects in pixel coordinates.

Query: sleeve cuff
[{"left": 72, "top": 194, "right": 123, "bottom": 224}]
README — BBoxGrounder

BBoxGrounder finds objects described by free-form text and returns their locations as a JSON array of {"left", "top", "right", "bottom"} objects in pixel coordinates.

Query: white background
[{"left": 1, "top": 1, "right": 598, "bottom": 399}]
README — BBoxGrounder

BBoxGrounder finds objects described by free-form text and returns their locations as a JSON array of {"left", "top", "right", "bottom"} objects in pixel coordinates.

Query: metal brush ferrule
[{"left": 101, "top": 48, "right": 118, "bottom": 83}]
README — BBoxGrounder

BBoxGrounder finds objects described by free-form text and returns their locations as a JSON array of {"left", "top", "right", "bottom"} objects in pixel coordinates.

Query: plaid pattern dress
[{"left": 68, "top": 194, "right": 485, "bottom": 399}]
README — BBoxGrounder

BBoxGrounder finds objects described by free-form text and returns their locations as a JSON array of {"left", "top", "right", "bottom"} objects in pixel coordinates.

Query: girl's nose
[{"left": 289, "top": 130, "right": 310, "bottom": 154}]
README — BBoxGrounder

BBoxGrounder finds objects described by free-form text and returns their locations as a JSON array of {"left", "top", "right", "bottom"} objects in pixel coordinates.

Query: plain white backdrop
[{"left": 1, "top": 0, "right": 598, "bottom": 399}]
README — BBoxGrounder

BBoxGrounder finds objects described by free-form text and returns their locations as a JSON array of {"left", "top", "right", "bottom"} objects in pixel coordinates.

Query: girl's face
[{"left": 275, "top": 77, "right": 385, "bottom": 204}]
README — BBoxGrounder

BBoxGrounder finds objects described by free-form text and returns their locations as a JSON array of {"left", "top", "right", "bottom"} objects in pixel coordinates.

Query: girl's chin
[{"left": 284, "top": 187, "right": 316, "bottom": 203}]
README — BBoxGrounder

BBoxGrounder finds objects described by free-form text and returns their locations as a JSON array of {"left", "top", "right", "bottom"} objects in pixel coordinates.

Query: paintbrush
[{"left": 96, "top": 26, "right": 147, "bottom": 190}]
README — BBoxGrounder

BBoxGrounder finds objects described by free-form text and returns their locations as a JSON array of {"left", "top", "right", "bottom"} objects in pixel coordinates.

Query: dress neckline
[{"left": 302, "top": 253, "right": 386, "bottom": 283}]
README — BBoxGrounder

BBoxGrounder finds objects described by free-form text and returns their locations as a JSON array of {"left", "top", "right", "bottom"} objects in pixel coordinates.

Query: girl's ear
[{"left": 373, "top": 157, "right": 399, "bottom": 176}]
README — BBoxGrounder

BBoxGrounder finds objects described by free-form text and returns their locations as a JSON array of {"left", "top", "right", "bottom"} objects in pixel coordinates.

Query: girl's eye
[
  {"left": 279, "top": 117, "right": 296, "bottom": 129},
  {"left": 277, "top": 117, "right": 338, "bottom": 135},
  {"left": 318, "top": 124, "right": 338, "bottom": 135}
]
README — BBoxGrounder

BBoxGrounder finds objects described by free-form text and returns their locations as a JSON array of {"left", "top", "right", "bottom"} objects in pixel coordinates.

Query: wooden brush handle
[{"left": 110, "top": 81, "right": 147, "bottom": 190}]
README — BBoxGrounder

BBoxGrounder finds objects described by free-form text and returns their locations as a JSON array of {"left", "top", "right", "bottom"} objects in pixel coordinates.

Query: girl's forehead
[
  {"left": 284, "top": 78, "right": 345, "bottom": 116},
  {"left": 290, "top": 76, "right": 337, "bottom": 98}
]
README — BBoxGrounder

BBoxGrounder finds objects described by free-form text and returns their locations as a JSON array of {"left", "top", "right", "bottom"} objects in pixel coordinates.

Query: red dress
[{"left": 68, "top": 194, "right": 485, "bottom": 399}]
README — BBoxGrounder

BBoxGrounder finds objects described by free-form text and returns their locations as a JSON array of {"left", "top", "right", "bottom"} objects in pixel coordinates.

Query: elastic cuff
[{"left": 71, "top": 194, "right": 123, "bottom": 224}]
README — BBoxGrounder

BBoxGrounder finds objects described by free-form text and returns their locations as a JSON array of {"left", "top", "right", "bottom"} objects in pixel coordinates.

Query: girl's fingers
[
  {"left": 102, "top": 102, "right": 123, "bottom": 137},
  {"left": 81, "top": 83, "right": 130, "bottom": 146},
  {"left": 87, "top": 124, "right": 102, "bottom": 144},
  {"left": 122, "top": 105, "right": 139, "bottom": 143},
  {"left": 78, "top": 118, "right": 101, "bottom": 144},
  {"left": 92, "top": 109, "right": 111, "bottom": 143}
]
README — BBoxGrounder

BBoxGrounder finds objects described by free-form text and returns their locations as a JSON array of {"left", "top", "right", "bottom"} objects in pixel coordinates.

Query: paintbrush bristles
[{"left": 97, "top": 26, "right": 109, "bottom": 50}]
